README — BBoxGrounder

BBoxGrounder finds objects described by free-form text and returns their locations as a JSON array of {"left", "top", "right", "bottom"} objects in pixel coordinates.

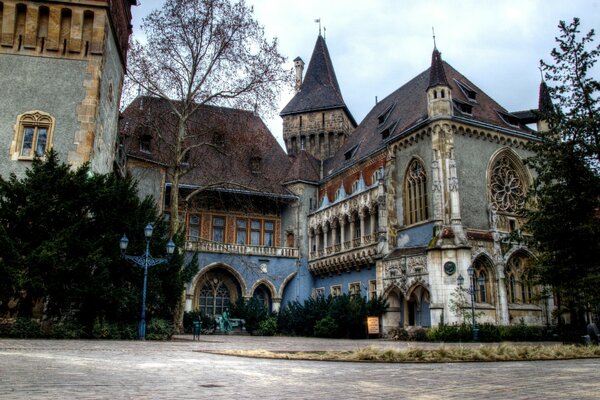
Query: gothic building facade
[
  {"left": 0, "top": 0, "right": 135, "bottom": 178},
  {"left": 121, "top": 32, "right": 554, "bottom": 333}
]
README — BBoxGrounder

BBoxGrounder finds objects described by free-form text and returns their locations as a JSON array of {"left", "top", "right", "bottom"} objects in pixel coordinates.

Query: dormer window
[
  {"left": 372, "top": 168, "right": 384, "bottom": 184},
  {"left": 377, "top": 103, "right": 395, "bottom": 125},
  {"left": 344, "top": 144, "right": 358, "bottom": 161},
  {"left": 497, "top": 111, "right": 521, "bottom": 128},
  {"left": 351, "top": 180, "right": 359, "bottom": 193},
  {"left": 140, "top": 134, "right": 152, "bottom": 153},
  {"left": 381, "top": 128, "right": 390, "bottom": 139},
  {"left": 453, "top": 99, "right": 473, "bottom": 115},
  {"left": 455, "top": 79, "right": 477, "bottom": 102}
]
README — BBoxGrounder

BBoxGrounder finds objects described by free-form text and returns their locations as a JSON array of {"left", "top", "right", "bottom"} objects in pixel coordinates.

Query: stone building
[
  {"left": 121, "top": 33, "right": 553, "bottom": 333},
  {"left": 0, "top": 0, "right": 135, "bottom": 178}
]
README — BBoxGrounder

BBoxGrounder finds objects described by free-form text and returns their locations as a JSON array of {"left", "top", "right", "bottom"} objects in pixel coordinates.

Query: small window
[
  {"left": 188, "top": 214, "right": 200, "bottom": 242},
  {"left": 349, "top": 282, "right": 361, "bottom": 297},
  {"left": 264, "top": 221, "right": 274, "bottom": 247},
  {"left": 497, "top": 111, "right": 521, "bottom": 128},
  {"left": 377, "top": 103, "right": 395, "bottom": 125},
  {"left": 455, "top": 79, "right": 477, "bottom": 101},
  {"left": 372, "top": 168, "right": 384, "bottom": 184},
  {"left": 330, "top": 285, "right": 342, "bottom": 297},
  {"left": 380, "top": 128, "right": 390, "bottom": 139},
  {"left": 212, "top": 216, "right": 225, "bottom": 243},
  {"left": 344, "top": 145, "right": 358, "bottom": 160},
  {"left": 453, "top": 100, "right": 473, "bottom": 115},
  {"left": 236, "top": 219, "right": 247, "bottom": 245},
  {"left": 314, "top": 287, "right": 325, "bottom": 298},
  {"left": 140, "top": 134, "right": 152, "bottom": 153},
  {"left": 250, "top": 219, "right": 261, "bottom": 245},
  {"left": 12, "top": 111, "right": 55, "bottom": 160},
  {"left": 351, "top": 180, "right": 359, "bottom": 193},
  {"left": 369, "top": 280, "right": 377, "bottom": 300}
]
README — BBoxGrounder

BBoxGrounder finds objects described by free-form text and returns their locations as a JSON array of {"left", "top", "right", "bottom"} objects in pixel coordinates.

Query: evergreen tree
[
  {"left": 0, "top": 151, "right": 197, "bottom": 333},
  {"left": 524, "top": 18, "right": 600, "bottom": 326}
]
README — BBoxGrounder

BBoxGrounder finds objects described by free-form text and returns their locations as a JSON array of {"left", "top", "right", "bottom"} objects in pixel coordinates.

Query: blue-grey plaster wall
[
  {"left": 0, "top": 54, "right": 87, "bottom": 178},
  {"left": 281, "top": 258, "right": 314, "bottom": 306},
  {"left": 312, "top": 266, "right": 376, "bottom": 298}
]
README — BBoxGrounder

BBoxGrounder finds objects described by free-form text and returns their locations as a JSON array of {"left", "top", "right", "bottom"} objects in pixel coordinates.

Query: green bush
[
  {"left": 427, "top": 323, "right": 472, "bottom": 342},
  {"left": 92, "top": 320, "right": 137, "bottom": 339},
  {"left": 10, "top": 317, "right": 42, "bottom": 338},
  {"left": 478, "top": 322, "right": 502, "bottom": 342},
  {"left": 230, "top": 298, "right": 268, "bottom": 334},
  {"left": 50, "top": 321, "right": 84, "bottom": 339},
  {"left": 145, "top": 319, "right": 173, "bottom": 340},
  {"left": 411, "top": 328, "right": 429, "bottom": 341},
  {"left": 314, "top": 316, "right": 338, "bottom": 338},
  {"left": 256, "top": 316, "right": 278, "bottom": 336}
]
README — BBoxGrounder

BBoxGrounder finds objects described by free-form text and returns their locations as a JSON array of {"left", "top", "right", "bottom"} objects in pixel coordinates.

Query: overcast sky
[{"left": 131, "top": 0, "right": 600, "bottom": 147}]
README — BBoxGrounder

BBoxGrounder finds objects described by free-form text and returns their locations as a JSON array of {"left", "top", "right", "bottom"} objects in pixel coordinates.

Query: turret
[
  {"left": 426, "top": 47, "right": 453, "bottom": 118},
  {"left": 537, "top": 80, "right": 553, "bottom": 132}
]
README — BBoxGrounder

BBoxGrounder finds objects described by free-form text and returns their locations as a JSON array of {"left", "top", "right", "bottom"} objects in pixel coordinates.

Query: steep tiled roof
[
  {"left": 324, "top": 60, "right": 536, "bottom": 178},
  {"left": 121, "top": 96, "right": 293, "bottom": 197},
  {"left": 283, "top": 149, "right": 321, "bottom": 184},
  {"left": 538, "top": 81, "right": 554, "bottom": 115},
  {"left": 427, "top": 48, "right": 449, "bottom": 89},
  {"left": 280, "top": 35, "right": 356, "bottom": 125}
]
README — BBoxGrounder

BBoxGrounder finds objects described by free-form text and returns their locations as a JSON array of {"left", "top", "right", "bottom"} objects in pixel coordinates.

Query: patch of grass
[{"left": 211, "top": 344, "right": 600, "bottom": 363}]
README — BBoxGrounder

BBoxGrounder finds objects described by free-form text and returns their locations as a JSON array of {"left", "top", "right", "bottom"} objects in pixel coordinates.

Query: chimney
[{"left": 294, "top": 57, "right": 305, "bottom": 92}]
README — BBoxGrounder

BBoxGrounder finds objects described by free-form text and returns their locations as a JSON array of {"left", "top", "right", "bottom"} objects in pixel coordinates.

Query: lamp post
[
  {"left": 120, "top": 223, "right": 175, "bottom": 340},
  {"left": 457, "top": 265, "right": 485, "bottom": 341}
]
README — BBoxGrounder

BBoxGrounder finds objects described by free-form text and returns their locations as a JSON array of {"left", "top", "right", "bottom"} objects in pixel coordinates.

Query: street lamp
[
  {"left": 120, "top": 223, "right": 175, "bottom": 340},
  {"left": 457, "top": 265, "right": 485, "bottom": 341}
]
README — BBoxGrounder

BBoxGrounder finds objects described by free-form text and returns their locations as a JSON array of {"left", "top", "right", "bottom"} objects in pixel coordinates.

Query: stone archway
[
  {"left": 406, "top": 284, "right": 431, "bottom": 327},
  {"left": 193, "top": 266, "right": 244, "bottom": 317}
]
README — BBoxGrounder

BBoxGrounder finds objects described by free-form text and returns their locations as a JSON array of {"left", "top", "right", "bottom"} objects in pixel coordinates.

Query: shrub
[
  {"left": 427, "top": 323, "right": 472, "bottom": 342},
  {"left": 314, "top": 316, "right": 338, "bottom": 338},
  {"left": 145, "top": 319, "right": 174, "bottom": 340},
  {"left": 411, "top": 328, "right": 429, "bottom": 342},
  {"left": 478, "top": 322, "right": 502, "bottom": 342},
  {"left": 256, "top": 316, "right": 278, "bottom": 336},
  {"left": 50, "top": 321, "right": 84, "bottom": 339},
  {"left": 10, "top": 317, "right": 42, "bottom": 338},
  {"left": 92, "top": 320, "right": 137, "bottom": 339},
  {"left": 230, "top": 297, "right": 268, "bottom": 334}
]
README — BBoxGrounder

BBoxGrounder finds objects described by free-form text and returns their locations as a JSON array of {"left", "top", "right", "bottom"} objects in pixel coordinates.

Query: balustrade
[{"left": 185, "top": 241, "right": 298, "bottom": 258}]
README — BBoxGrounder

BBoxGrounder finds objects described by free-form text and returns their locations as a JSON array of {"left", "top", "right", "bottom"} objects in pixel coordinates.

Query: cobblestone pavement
[{"left": 0, "top": 336, "right": 598, "bottom": 399}]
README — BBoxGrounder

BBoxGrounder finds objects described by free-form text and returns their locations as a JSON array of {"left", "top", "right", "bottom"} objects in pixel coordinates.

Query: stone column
[
  {"left": 308, "top": 229, "right": 314, "bottom": 258},
  {"left": 272, "top": 298, "right": 282, "bottom": 313},
  {"left": 340, "top": 218, "right": 346, "bottom": 248},
  {"left": 323, "top": 224, "right": 329, "bottom": 250},
  {"left": 359, "top": 209, "right": 366, "bottom": 245},
  {"left": 331, "top": 220, "right": 338, "bottom": 247},
  {"left": 349, "top": 215, "right": 356, "bottom": 245},
  {"left": 315, "top": 227, "right": 321, "bottom": 251},
  {"left": 370, "top": 207, "right": 377, "bottom": 238}
]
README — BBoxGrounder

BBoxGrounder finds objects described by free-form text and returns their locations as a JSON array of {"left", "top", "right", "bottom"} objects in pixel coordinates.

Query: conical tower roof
[
  {"left": 427, "top": 47, "right": 449, "bottom": 90},
  {"left": 538, "top": 80, "right": 554, "bottom": 115},
  {"left": 281, "top": 35, "right": 355, "bottom": 125}
]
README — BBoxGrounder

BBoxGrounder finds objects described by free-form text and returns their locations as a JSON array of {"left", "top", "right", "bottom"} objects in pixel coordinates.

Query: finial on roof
[
  {"left": 538, "top": 66, "right": 544, "bottom": 82},
  {"left": 323, "top": 26, "right": 326, "bottom": 40},
  {"left": 432, "top": 27, "right": 437, "bottom": 49},
  {"left": 315, "top": 18, "right": 321, "bottom": 36}
]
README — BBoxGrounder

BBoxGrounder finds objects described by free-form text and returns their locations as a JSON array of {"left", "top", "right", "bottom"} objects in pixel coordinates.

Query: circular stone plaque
[{"left": 444, "top": 261, "right": 456, "bottom": 276}]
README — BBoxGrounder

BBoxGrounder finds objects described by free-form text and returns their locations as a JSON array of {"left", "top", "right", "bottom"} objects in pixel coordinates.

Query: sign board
[{"left": 367, "top": 316, "right": 380, "bottom": 335}]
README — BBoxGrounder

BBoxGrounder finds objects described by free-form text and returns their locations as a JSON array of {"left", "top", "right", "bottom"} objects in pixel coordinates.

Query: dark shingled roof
[
  {"left": 283, "top": 149, "right": 321, "bottom": 184},
  {"left": 324, "top": 59, "right": 536, "bottom": 178},
  {"left": 538, "top": 81, "right": 554, "bottom": 115},
  {"left": 427, "top": 48, "right": 449, "bottom": 89},
  {"left": 280, "top": 35, "right": 356, "bottom": 125},
  {"left": 121, "top": 96, "right": 293, "bottom": 197}
]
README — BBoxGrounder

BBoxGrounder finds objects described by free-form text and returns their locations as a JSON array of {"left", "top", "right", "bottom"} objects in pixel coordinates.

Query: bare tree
[{"left": 127, "top": 0, "right": 291, "bottom": 235}]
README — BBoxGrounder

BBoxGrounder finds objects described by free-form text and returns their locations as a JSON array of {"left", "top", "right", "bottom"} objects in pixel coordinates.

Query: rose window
[{"left": 490, "top": 156, "right": 525, "bottom": 213}]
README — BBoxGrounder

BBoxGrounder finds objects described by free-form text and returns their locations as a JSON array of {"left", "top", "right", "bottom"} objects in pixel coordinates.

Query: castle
[{"left": 1, "top": 0, "right": 552, "bottom": 333}]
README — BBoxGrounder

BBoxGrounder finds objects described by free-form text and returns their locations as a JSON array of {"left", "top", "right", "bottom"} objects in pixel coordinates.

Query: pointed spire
[
  {"left": 427, "top": 47, "right": 449, "bottom": 90},
  {"left": 538, "top": 80, "right": 554, "bottom": 115},
  {"left": 280, "top": 35, "right": 354, "bottom": 125}
]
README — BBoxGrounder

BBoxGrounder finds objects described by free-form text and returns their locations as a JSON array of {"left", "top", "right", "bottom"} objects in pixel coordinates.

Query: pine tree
[{"left": 524, "top": 18, "right": 600, "bottom": 326}]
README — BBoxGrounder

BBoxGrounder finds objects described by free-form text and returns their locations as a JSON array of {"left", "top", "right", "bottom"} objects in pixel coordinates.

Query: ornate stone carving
[
  {"left": 490, "top": 155, "right": 525, "bottom": 213},
  {"left": 382, "top": 255, "right": 428, "bottom": 295}
]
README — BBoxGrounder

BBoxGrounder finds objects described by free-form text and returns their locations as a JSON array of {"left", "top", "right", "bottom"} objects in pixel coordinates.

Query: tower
[
  {"left": 0, "top": 0, "right": 135, "bottom": 178},
  {"left": 426, "top": 47, "right": 453, "bottom": 118},
  {"left": 280, "top": 34, "right": 356, "bottom": 160}
]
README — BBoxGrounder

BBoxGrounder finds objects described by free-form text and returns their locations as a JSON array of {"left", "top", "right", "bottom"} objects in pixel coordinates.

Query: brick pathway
[{"left": 0, "top": 336, "right": 598, "bottom": 399}]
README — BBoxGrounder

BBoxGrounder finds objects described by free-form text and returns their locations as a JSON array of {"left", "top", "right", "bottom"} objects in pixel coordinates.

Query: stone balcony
[{"left": 185, "top": 240, "right": 299, "bottom": 258}]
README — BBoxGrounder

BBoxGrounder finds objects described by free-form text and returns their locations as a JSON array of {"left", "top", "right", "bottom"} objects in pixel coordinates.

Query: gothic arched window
[
  {"left": 404, "top": 159, "right": 429, "bottom": 225},
  {"left": 489, "top": 153, "right": 527, "bottom": 214},
  {"left": 11, "top": 111, "right": 55, "bottom": 160},
  {"left": 199, "top": 280, "right": 231, "bottom": 316}
]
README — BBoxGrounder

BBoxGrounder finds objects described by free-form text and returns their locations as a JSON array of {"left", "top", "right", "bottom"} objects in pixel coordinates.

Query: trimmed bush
[
  {"left": 50, "top": 321, "right": 84, "bottom": 339},
  {"left": 478, "top": 323, "right": 502, "bottom": 342}
]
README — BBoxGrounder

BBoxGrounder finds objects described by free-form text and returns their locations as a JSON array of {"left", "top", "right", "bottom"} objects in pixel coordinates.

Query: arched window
[
  {"left": 506, "top": 255, "right": 538, "bottom": 304},
  {"left": 477, "top": 270, "right": 487, "bottom": 303},
  {"left": 404, "top": 159, "right": 429, "bottom": 225},
  {"left": 508, "top": 274, "right": 517, "bottom": 303},
  {"left": 199, "top": 280, "right": 231, "bottom": 317},
  {"left": 11, "top": 111, "right": 55, "bottom": 160}
]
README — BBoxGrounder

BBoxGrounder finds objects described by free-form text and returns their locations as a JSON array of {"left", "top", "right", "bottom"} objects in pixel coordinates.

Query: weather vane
[{"left": 315, "top": 18, "right": 321, "bottom": 36}]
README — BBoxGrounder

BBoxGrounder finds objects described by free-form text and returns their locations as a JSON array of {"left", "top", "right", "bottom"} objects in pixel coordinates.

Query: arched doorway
[
  {"left": 406, "top": 285, "right": 431, "bottom": 327},
  {"left": 194, "top": 268, "right": 242, "bottom": 317},
  {"left": 253, "top": 283, "right": 272, "bottom": 312}
]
